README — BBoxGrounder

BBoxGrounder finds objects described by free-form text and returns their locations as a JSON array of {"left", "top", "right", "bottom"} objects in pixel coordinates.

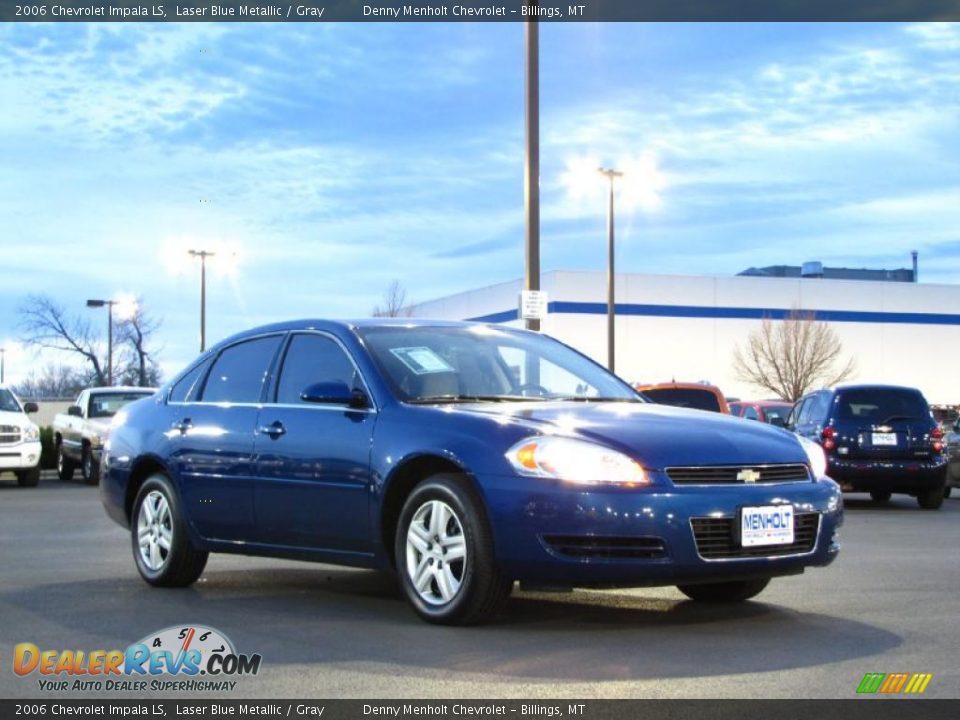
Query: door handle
[
  {"left": 259, "top": 421, "right": 286, "bottom": 438},
  {"left": 172, "top": 418, "right": 193, "bottom": 434}
]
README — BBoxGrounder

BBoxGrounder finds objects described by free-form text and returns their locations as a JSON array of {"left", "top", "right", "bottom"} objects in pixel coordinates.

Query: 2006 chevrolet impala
[{"left": 101, "top": 320, "right": 842, "bottom": 624}]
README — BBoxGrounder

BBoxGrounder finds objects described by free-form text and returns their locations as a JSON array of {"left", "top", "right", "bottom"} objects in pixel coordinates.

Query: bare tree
[
  {"left": 12, "top": 364, "right": 88, "bottom": 400},
  {"left": 18, "top": 294, "right": 107, "bottom": 386},
  {"left": 372, "top": 280, "right": 413, "bottom": 317},
  {"left": 116, "top": 302, "right": 163, "bottom": 387},
  {"left": 733, "top": 308, "right": 857, "bottom": 402}
]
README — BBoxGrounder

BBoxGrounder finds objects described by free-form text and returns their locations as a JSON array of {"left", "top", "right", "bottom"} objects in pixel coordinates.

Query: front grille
[
  {"left": 667, "top": 464, "right": 810, "bottom": 485},
  {"left": 542, "top": 534, "right": 667, "bottom": 560},
  {"left": 0, "top": 425, "right": 20, "bottom": 445},
  {"left": 691, "top": 512, "right": 819, "bottom": 560}
]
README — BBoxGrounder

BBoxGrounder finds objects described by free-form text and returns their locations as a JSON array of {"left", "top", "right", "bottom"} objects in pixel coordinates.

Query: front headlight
[
  {"left": 797, "top": 435, "right": 827, "bottom": 479},
  {"left": 505, "top": 436, "right": 648, "bottom": 486},
  {"left": 23, "top": 424, "right": 40, "bottom": 442}
]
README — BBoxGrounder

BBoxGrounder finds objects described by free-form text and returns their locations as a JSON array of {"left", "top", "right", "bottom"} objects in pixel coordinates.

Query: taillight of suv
[
  {"left": 931, "top": 427, "right": 944, "bottom": 453},
  {"left": 821, "top": 426, "right": 837, "bottom": 451}
]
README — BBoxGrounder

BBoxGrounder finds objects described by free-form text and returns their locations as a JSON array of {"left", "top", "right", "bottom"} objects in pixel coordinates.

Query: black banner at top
[{"left": 2, "top": 0, "right": 960, "bottom": 22}]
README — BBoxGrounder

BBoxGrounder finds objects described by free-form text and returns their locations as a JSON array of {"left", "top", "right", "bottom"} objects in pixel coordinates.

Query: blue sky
[{"left": 1, "top": 22, "right": 959, "bottom": 383}]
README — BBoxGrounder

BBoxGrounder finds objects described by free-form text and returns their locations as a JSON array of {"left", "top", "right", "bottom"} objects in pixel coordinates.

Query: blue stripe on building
[{"left": 467, "top": 302, "right": 960, "bottom": 326}]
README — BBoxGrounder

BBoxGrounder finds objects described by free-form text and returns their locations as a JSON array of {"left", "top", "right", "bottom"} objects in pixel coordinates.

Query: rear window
[
  {"left": 836, "top": 388, "right": 930, "bottom": 424},
  {"left": 763, "top": 406, "right": 790, "bottom": 423},
  {"left": 643, "top": 388, "right": 722, "bottom": 413}
]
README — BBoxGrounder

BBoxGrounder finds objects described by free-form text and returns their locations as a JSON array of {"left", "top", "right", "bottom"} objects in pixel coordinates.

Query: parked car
[
  {"left": 54, "top": 387, "right": 156, "bottom": 485},
  {"left": 730, "top": 400, "right": 794, "bottom": 427},
  {"left": 102, "top": 320, "right": 842, "bottom": 625},
  {"left": 0, "top": 386, "right": 41, "bottom": 487},
  {"left": 635, "top": 382, "right": 731, "bottom": 414},
  {"left": 787, "top": 384, "right": 947, "bottom": 509},
  {"left": 946, "top": 417, "right": 960, "bottom": 498}
]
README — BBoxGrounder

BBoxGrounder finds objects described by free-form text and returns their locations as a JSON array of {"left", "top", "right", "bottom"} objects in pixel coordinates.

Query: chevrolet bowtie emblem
[{"left": 737, "top": 469, "right": 761, "bottom": 484}]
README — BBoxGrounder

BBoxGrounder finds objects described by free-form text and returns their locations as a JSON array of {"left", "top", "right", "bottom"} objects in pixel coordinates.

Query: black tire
[
  {"left": 870, "top": 490, "right": 892, "bottom": 504},
  {"left": 57, "top": 442, "right": 75, "bottom": 481},
  {"left": 131, "top": 473, "right": 208, "bottom": 587},
  {"left": 81, "top": 448, "right": 100, "bottom": 486},
  {"left": 677, "top": 578, "right": 771, "bottom": 603},
  {"left": 16, "top": 467, "right": 40, "bottom": 487},
  {"left": 917, "top": 486, "right": 945, "bottom": 510},
  {"left": 394, "top": 473, "right": 512, "bottom": 625},
  {"left": 944, "top": 487, "right": 952, "bottom": 499}
]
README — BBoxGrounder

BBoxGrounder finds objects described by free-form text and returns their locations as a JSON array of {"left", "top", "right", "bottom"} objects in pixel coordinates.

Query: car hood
[
  {"left": 0, "top": 410, "right": 32, "bottom": 428},
  {"left": 451, "top": 401, "right": 807, "bottom": 470},
  {"left": 86, "top": 419, "right": 112, "bottom": 435}
]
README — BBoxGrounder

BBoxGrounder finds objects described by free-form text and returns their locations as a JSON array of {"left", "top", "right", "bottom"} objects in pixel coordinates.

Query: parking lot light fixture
[
  {"left": 86, "top": 299, "right": 118, "bottom": 386},
  {"left": 188, "top": 249, "right": 215, "bottom": 353},
  {"left": 598, "top": 167, "right": 623, "bottom": 373},
  {"left": 0, "top": 346, "right": 5, "bottom": 384}
]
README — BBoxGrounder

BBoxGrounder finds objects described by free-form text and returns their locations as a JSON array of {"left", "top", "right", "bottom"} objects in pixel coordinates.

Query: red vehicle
[
  {"left": 635, "top": 382, "right": 730, "bottom": 414},
  {"left": 729, "top": 400, "right": 793, "bottom": 427}
]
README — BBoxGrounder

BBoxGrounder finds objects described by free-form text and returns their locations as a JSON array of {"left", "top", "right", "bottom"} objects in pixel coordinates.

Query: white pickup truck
[
  {"left": 53, "top": 386, "right": 156, "bottom": 484},
  {"left": 0, "top": 386, "right": 41, "bottom": 487}
]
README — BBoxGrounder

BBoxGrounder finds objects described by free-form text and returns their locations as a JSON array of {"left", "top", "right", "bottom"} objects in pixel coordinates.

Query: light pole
[
  {"left": 188, "top": 249, "right": 215, "bottom": 352},
  {"left": 0, "top": 346, "right": 6, "bottom": 385},
  {"left": 86, "top": 299, "right": 117, "bottom": 386},
  {"left": 598, "top": 167, "right": 623, "bottom": 372}
]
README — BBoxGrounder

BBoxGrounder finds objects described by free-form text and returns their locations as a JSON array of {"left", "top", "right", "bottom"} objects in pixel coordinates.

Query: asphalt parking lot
[{"left": 1, "top": 472, "right": 958, "bottom": 699}]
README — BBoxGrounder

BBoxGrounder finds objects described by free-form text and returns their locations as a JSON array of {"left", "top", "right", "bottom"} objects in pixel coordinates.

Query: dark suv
[{"left": 787, "top": 384, "right": 947, "bottom": 509}]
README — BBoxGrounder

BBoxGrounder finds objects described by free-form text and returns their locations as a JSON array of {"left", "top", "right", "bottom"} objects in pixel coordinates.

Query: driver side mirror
[
  {"left": 23, "top": 402, "right": 39, "bottom": 414},
  {"left": 301, "top": 381, "right": 369, "bottom": 409},
  {"left": 67, "top": 405, "right": 83, "bottom": 417}
]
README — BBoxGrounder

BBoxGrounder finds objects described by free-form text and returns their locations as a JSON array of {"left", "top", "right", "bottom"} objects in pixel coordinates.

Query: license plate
[
  {"left": 872, "top": 432, "right": 897, "bottom": 446},
  {"left": 740, "top": 505, "right": 794, "bottom": 547}
]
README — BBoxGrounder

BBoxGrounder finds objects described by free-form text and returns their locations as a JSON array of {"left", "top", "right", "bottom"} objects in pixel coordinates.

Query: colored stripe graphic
[
  {"left": 467, "top": 302, "right": 960, "bottom": 327},
  {"left": 857, "top": 672, "right": 932, "bottom": 695}
]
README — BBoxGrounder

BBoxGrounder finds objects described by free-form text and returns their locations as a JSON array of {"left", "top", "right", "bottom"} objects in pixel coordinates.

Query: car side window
[
  {"left": 169, "top": 357, "right": 214, "bottom": 404},
  {"left": 797, "top": 396, "right": 820, "bottom": 425},
  {"left": 743, "top": 406, "right": 759, "bottom": 421},
  {"left": 200, "top": 336, "right": 283, "bottom": 404},
  {"left": 275, "top": 333, "right": 361, "bottom": 405},
  {"left": 788, "top": 399, "right": 806, "bottom": 427}
]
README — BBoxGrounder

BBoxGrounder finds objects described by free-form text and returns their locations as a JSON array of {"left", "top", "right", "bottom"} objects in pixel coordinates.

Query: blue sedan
[{"left": 101, "top": 320, "right": 842, "bottom": 624}]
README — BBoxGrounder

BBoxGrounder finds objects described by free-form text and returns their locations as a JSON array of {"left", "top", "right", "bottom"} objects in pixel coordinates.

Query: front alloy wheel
[
  {"left": 81, "top": 450, "right": 100, "bottom": 485},
  {"left": 395, "top": 474, "right": 512, "bottom": 625},
  {"left": 406, "top": 500, "right": 468, "bottom": 606}
]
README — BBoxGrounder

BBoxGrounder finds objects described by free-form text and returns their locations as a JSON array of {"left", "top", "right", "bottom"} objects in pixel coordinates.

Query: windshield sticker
[{"left": 390, "top": 347, "right": 455, "bottom": 375}]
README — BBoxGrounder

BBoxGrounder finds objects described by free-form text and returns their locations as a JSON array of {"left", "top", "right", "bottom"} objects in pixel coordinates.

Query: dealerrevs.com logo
[{"left": 13, "top": 625, "right": 262, "bottom": 692}]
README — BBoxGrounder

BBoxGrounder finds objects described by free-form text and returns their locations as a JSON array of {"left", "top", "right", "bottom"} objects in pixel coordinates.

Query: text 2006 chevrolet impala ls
[{"left": 101, "top": 320, "right": 842, "bottom": 624}]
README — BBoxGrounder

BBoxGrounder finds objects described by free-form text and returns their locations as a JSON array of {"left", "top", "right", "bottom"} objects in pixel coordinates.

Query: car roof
[
  {"left": 218, "top": 318, "right": 520, "bottom": 345},
  {"left": 87, "top": 386, "right": 156, "bottom": 393}
]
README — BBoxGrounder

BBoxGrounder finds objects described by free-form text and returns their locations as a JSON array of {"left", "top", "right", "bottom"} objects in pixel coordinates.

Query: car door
[
  {"left": 170, "top": 334, "right": 283, "bottom": 543},
  {"left": 252, "top": 331, "right": 376, "bottom": 552}
]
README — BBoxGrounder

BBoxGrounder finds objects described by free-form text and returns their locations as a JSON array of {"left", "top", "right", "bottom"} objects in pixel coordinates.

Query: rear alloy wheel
[
  {"left": 132, "top": 474, "right": 208, "bottom": 587},
  {"left": 395, "top": 474, "right": 511, "bottom": 625},
  {"left": 81, "top": 449, "right": 100, "bottom": 486},
  {"left": 677, "top": 578, "right": 771, "bottom": 603},
  {"left": 870, "top": 490, "right": 892, "bottom": 504},
  {"left": 16, "top": 467, "right": 40, "bottom": 487},
  {"left": 917, "top": 486, "right": 945, "bottom": 510},
  {"left": 57, "top": 443, "right": 75, "bottom": 481}
]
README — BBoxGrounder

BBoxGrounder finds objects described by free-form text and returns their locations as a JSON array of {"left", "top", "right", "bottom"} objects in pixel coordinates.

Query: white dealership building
[{"left": 409, "top": 269, "right": 960, "bottom": 405}]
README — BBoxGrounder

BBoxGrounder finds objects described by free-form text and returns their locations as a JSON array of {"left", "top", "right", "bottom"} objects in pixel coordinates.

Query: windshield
[
  {"left": 0, "top": 389, "right": 22, "bottom": 413},
  {"left": 357, "top": 325, "right": 640, "bottom": 403},
  {"left": 837, "top": 388, "right": 930, "bottom": 424},
  {"left": 763, "top": 406, "right": 790, "bottom": 423},
  {"left": 88, "top": 392, "right": 153, "bottom": 418},
  {"left": 642, "top": 388, "right": 722, "bottom": 413}
]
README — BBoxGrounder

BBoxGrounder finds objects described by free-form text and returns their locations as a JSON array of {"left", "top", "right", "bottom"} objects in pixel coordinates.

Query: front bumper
[
  {"left": 827, "top": 455, "right": 947, "bottom": 492},
  {"left": 0, "top": 441, "right": 42, "bottom": 472},
  {"left": 481, "top": 473, "right": 843, "bottom": 588}
]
